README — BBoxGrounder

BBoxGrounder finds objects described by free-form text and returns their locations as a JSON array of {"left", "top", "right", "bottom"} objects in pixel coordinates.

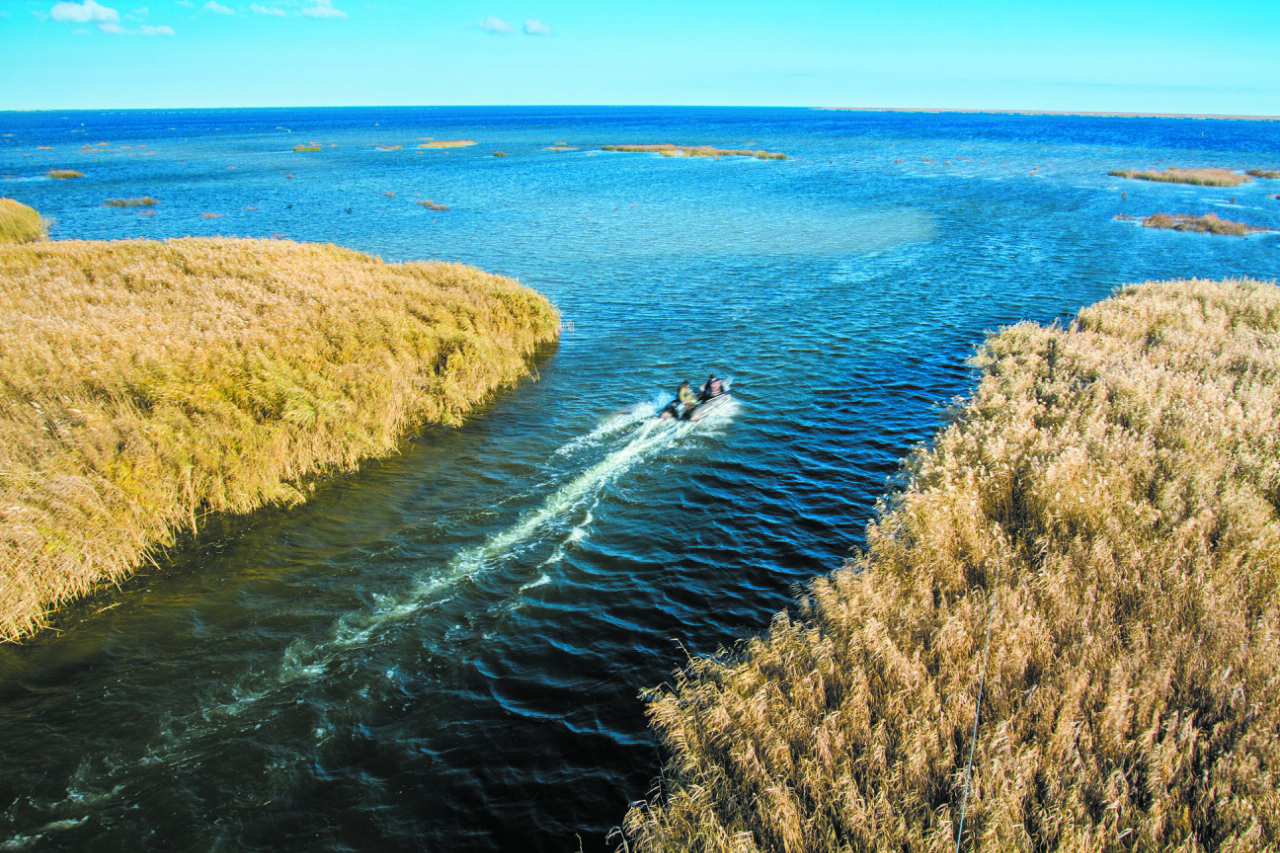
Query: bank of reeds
[
  {"left": 47, "top": 170, "right": 83, "bottom": 180},
  {"left": 1245, "top": 169, "right": 1279, "bottom": 179},
  {"left": 1107, "top": 167, "right": 1251, "bottom": 187},
  {"left": 0, "top": 238, "right": 559, "bottom": 641},
  {"left": 103, "top": 197, "right": 159, "bottom": 208},
  {"left": 623, "top": 277, "right": 1280, "bottom": 852},
  {"left": 0, "top": 199, "right": 45, "bottom": 243},
  {"left": 1136, "top": 213, "right": 1260, "bottom": 236},
  {"left": 601, "top": 144, "right": 786, "bottom": 160}
]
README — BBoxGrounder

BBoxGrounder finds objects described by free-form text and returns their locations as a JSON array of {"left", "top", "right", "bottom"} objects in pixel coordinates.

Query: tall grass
[
  {"left": 103, "top": 197, "right": 159, "bottom": 208},
  {"left": 1107, "top": 168, "right": 1251, "bottom": 187},
  {"left": 0, "top": 199, "right": 45, "bottom": 243},
  {"left": 601, "top": 144, "right": 787, "bottom": 160},
  {"left": 0, "top": 238, "right": 559, "bottom": 641},
  {"left": 1140, "top": 212, "right": 1257, "bottom": 236},
  {"left": 623, "top": 278, "right": 1280, "bottom": 852}
]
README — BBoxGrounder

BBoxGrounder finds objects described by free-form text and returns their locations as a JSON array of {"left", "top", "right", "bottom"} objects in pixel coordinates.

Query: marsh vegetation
[
  {"left": 1107, "top": 167, "right": 1251, "bottom": 187},
  {"left": 601, "top": 144, "right": 787, "bottom": 160},
  {"left": 0, "top": 237, "right": 559, "bottom": 641},
  {"left": 1115, "top": 212, "right": 1264, "bottom": 236},
  {"left": 623, "top": 278, "right": 1280, "bottom": 852},
  {"left": 103, "top": 197, "right": 159, "bottom": 208},
  {"left": 0, "top": 198, "right": 45, "bottom": 243}
]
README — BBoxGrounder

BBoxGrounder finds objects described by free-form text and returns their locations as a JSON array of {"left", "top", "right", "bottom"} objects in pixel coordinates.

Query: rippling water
[{"left": 2, "top": 107, "right": 1278, "bottom": 852}]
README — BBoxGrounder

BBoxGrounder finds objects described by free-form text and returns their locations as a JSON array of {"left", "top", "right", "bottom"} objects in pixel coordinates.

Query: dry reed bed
[
  {"left": 623, "top": 278, "right": 1280, "bottom": 852},
  {"left": 0, "top": 238, "right": 559, "bottom": 641},
  {"left": 601, "top": 144, "right": 787, "bottom": 160},
  {"left": 0, "top": 199, "right": 45, "bottom": 244},
  {"left": 1107, "top": 168, "right": 1252, "bottom": 187},
  {"left": 1114, "top": 213, "right": 1266, "bottom": 237}
]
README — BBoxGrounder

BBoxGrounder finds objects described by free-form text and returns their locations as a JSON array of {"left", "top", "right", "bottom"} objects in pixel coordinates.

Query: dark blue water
[{"left": 1, "top": 107, "right": 1278, "bottom": 852}]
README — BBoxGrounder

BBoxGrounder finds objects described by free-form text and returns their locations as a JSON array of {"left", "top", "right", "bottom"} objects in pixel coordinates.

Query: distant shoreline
[{"left": 817, "top": 106, "right": 1280, "bottom": 121}]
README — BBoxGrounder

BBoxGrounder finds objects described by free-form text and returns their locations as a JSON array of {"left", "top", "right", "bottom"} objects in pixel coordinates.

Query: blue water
[{"left": 1, "top": 107, "right": 1277, "bottom": 852}]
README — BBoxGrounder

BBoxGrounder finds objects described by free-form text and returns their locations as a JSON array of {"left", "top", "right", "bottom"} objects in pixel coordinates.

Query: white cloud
[
  {"left": 478, "top": 15, "right": 510, "bottom": 34},
  {"left": 523, "top": 18, "right": 549, "bottom": 36},
  {"left": 203, "top": 1, "right": 234, "bottom": 14},
  {"left": 49, "top": 1, "right": 120, "bottom": 24},
  {"left": 301, "top": 0, "right": 346, "bottom": 18},
  {"left": 250, "top": 3, "right": 286, "bottom": 15},
  {"left": 139, "top": 23, "right": 174, "bottom": 34}
]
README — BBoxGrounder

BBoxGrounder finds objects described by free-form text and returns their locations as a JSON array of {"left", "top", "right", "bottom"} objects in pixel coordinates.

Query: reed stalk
[
  {"left": 622, "top": 278, "right": 1280, "bottom": 852},
  {"left": 0, "top": 237, "right": 559, "bottom": 641}
]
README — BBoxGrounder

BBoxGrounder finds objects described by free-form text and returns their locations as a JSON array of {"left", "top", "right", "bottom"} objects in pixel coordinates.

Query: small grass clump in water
[
  {"left": 1246, "top": 168, "right": 1280, "bottom": 179},
  {"left": 0, "top": 199, "right": 45, "bottom": 243},
  {"left": 1107, "top": 167, "right": 1251, "bottom": 187},
  {"left": 1140, "top": 212, "right": 1258, "bottom": 235},
  {"left": 47, "top": 170, "right": 84, "bottom": 180},
  {"left": 0, "top": 237, "right": 559, "bottom": 641},
  {"left": 601, "top": 144, "right": 786, "bottom": 160},
  {"left": 622, "top": 278, "right": 1280, "bottom": 852},
  {"left": 103, "top": 197, "right": 159, "bottom": 208}
]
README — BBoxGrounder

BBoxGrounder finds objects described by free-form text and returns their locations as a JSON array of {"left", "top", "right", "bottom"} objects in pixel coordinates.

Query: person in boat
[
  {"left": 699, "top": 375, "right": 723, "bottom": 401},
  {"left": 663, "top": 380, "right": 698, "bottom": 418}
]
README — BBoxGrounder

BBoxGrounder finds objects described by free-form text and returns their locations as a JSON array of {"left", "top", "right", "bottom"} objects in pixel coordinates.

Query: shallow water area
[{"left": 1, "top": 106, "right": 1278, "bottom": 852}]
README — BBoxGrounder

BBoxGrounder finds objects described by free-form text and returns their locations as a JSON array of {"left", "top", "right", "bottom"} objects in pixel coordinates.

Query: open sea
[{"left": 1, "top": 106, "right": 1278, "bottom": 852}]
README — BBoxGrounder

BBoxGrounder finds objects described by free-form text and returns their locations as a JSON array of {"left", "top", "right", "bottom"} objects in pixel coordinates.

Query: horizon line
[{"left": 2, "top": 104, "right": 1278, "bottom": 121}]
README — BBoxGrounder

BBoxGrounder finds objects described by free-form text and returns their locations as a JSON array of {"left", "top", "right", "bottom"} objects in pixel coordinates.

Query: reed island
[
  {"left": 623, "top": 277, "right": 1280, "bottom": 852},
  {"left": 0, "top": 220, "right": 559, "bottom": 641}
]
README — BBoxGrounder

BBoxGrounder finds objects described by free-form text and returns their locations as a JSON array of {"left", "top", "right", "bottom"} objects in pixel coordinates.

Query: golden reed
[
  {"left": 0, "top": 237, "right": 559, "bottom": 641},
  {"left": 623, "top": 278, "right": 1280, "bottom": 852}
]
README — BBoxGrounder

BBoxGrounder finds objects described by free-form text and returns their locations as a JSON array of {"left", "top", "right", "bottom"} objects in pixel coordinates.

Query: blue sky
[{"left": 3, "top": 0, "right": 1278, "bottom": 114}]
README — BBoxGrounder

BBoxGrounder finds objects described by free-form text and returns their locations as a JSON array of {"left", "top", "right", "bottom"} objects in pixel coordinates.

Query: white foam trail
[
  {"left": 139, "top": 404, "right": 725, "bottom": 763},
  {"left": 279, "top": 413, "right": 701, "bottom": 678},
  {"left": 555, "top": 400, "right": 658, "bottom": 456}
]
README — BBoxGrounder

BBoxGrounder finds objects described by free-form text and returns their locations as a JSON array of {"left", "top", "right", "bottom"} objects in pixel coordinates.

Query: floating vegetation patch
[
  {"left": 291, "top": 145, "right": 322, "bottom": 153},
  {"left": 418, "top": 140, "right": 477, "bottom": 149},
  {"left": 417, "top": 200, "right": 449, "bottom": 211},
  {"left": 47, "top": 170, "right": 84, "bottom": 180},
  {"left": 1107, "top": 167, "right": 1251, "bottom": 187},
  {"left": 601, "top": 144, "right": 787, "bottom": 160},
  {"left": 103, "top": 197, "right": 158, "bottom": 208},
  {"left": 1115, "top": 212, "right": 1266, "bottom": 236},
  {"left": 1247, "top": 168, "right": 1280, "bottom": 179}
]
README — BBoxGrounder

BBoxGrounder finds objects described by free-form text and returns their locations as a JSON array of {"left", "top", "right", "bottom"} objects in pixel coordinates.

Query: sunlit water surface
[{"left": 1, "top": 107, "right": 1278, "bottom": 851}]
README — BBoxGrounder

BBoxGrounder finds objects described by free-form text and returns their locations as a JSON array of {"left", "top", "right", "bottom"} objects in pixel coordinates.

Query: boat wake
[
  {"left": 2, "top": 398, "right": 735, "bottom": 846},
  {"left": 171, "top": 398, "right": 731, "bottom": 737}
]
